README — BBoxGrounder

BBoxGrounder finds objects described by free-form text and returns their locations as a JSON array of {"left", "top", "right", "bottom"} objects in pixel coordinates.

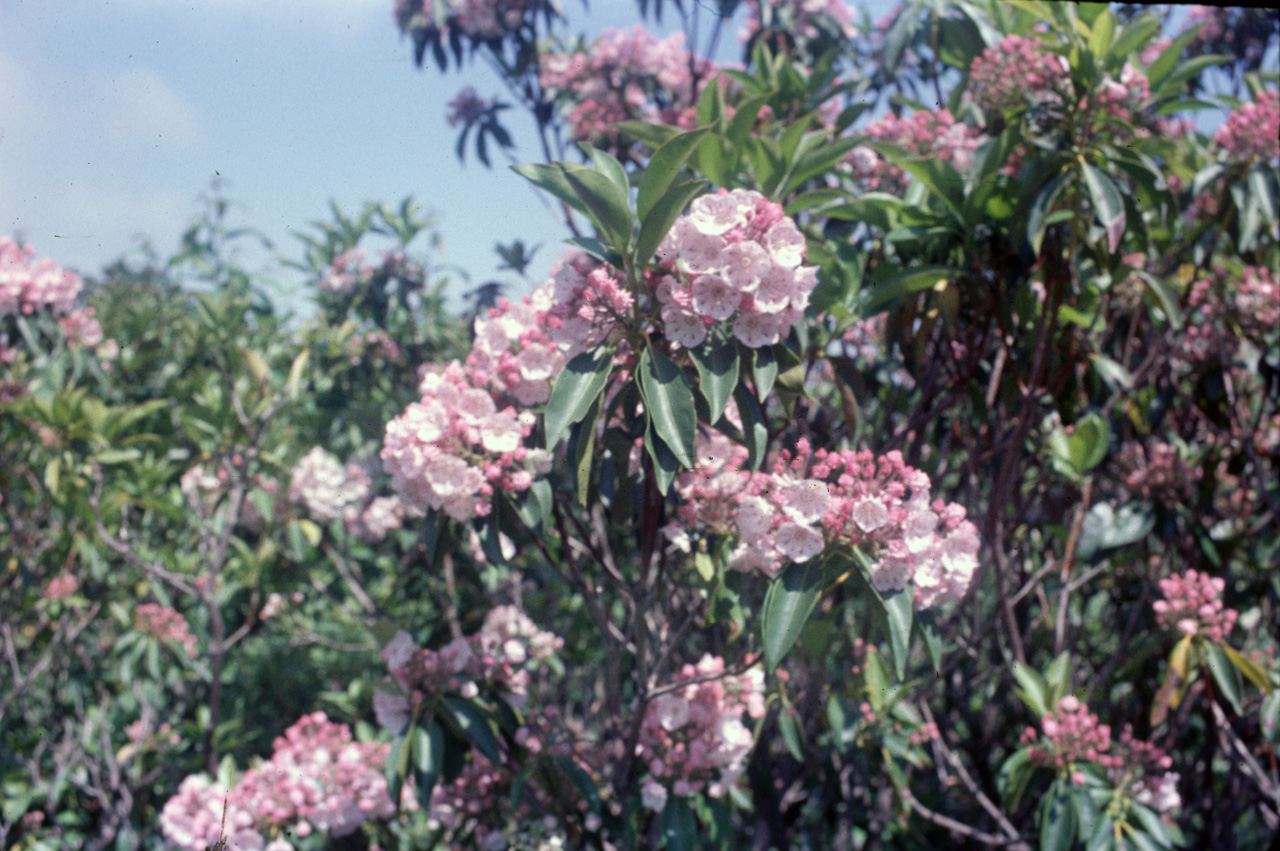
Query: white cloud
[{"left": 97, "top": 67, "right": 206, "bottom": 150}]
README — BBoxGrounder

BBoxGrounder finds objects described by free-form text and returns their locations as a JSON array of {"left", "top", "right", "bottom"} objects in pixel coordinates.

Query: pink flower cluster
[
  {"left": 58, "top": 306, "right": 105, "bottom": 347},
  {"left": 1021, "top": 695, "right": 1120, "bottom": 781},
  {"left": 446, "top": 86, "right": 490, "bottom": 127},
  {"left": 539, "top": 26, "right": 716, "bottom": 144},
  {"left": 1117, "top": 441, "right": 1194, "bottom": 505},
  {"left": 43, "top": 573, "right": 79, "bottom": 600},
  {"left": 637, "top": 656, "right": 766, "bottom": 811},
  {"left": 1153, "top": 569, "right": 1238, "bottom": 643},
  {"left": 134, "top": 603, "right": 198, "bottom": 657},
  {"left": 289, "top": 447, "right": 371, "bottom": 524},
  {"left": 319, "top": 247, "right": 423, "bottom": 296},
  {"left": 536, "top": 250, "right": 633, "bottom": 359},
  {"left": 376, "top": 605, "right": 564, "bottom": 730},
  {"left": 1214, "top": 89, "right": 1280, "bottom": 163},
  {"left": 1093, "top": 63, "right": 1151, "bottom": 126},
  {"left": 394, "top": 0, "right": 532, "bottom": 41},
  {"left": 1176, "top": 266, "right": 1280, "bottom": 369},
  {"left": 469, "top": 289, "right": 568, "bottom": 405},
  {"left": 161, "top": 713, "right": 397, "bottom": 849},
  {"left": 0, "top": 237, "right": 83, "bottom": 316},
  {"left": 654, "top": 188, "right": 816, "bottom": 349},
  {"left": 968, "top": 35, "right": 1069, "bottom": 118},
  {"left": 675, "top": 436, "right": 978, "bottom": 608},
  {"left": 845, "top": 109, "right": 983, "bottom": 194},
  {"left": 381, "top": 361, "right": 548, "bottom": 521}
]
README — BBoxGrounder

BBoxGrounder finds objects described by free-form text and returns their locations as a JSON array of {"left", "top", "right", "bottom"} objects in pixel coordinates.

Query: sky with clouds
[{"left": 2, "top": 0, "right": 679, "bottom": 310}]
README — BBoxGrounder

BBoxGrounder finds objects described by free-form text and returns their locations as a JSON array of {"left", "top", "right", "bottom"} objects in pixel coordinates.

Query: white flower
[
  {"left": 641, "top": 778, "right": 669, "bottom": 812},
  {"left": 775, "top": 522, "right": 824, "bottom": 562}
]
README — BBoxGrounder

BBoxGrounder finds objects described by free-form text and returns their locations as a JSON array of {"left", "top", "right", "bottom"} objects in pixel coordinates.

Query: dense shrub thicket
[{"left": 2, "top": 2, "right": 1277, "bottom": 850}]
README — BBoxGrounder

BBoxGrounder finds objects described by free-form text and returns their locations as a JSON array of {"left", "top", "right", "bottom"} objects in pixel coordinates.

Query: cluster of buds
[
  {"left": 845, "top": 109, "right": 982, "bottom": 195},
  {"left": 1153, "top": 569, "right": 1238, "bottom": 643},
  {"left": 1021, "top": 695, "right": 1121, "bottom": 783},
  {"left": 1214, "top": 89, "right": 1280, "bottom": 164},
  {"left": 539, "top": 26, "right": 716, "bottom": 146},
  {"left": 394, "top": 0, "right": 535, "bottom": 41},
  {"left": 637, "top": 655, "right": 767, "bottom": 810},
  {"left": 968, "top": 34, "right": 1070, "bottom": 118},
  {"left": 134, "top": 603, "right": 199, "bottom": 657},
  {"left": 160, "top": 713, "right": 398, "bottom": 849}
]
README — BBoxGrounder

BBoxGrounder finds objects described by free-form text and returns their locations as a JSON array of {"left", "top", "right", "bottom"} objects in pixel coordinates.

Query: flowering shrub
[
  {"left": 161, "top": 713, "right": 397, "bottom": 848},
  {"left": 3, "top": 3, "right": 1279, "bottom": 850},
  {"left": 540, "top": 26, "right": 717, "bottom": 148}
]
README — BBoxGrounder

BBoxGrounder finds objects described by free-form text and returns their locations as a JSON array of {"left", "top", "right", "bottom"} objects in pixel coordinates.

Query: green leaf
[
  {"left": 998, "top": 748, "right": 1035, "bottom": 810},
  {"left": 778, "top": 708, "right": 805, "bottom": 761},
  {"left": 1069, "top": 412, "right": 1111, "bottom": 473},
  {"left": 877, "top": 583, "right": 914, "bottom": 681},
  {"left": 1088, "top": 8, "right": 1115, "bottom": 59},
  {"left": 1081, "top": 163, "right": 1126, "bottom": 254},
  {"left": 544, "top": 345, "right": 614, "bottom": 448},
  {"left": 568, "top": 395, "right": 602, "bottom": 507},
  {"left": 1039, "top": 778, "right": 1078, "bottom": 851},
  {"left": 1204, "top": 642, "right": 1244, "bottom": 715},
  {"left": 661, "top": 796, "right": 698, "bottom": 851},
  {"left": 870, "top": 142, "right": 965, "bottom": 219},
  {"left": 864, "top": 647, "right": 891, "bottom": 708},
  {"left": 440, "top": 696, "right": 502, "bottom": 765},
  {"left": 1249, "top": 162, "right": 1279, "bottom": 226},
  {"left": 587, "top": 146, "right": 630, "bottom": 201},
  {"left": 1153, "top": 54, "right": 1231, "bottom": 100},
  {"left": 1025, "top": 174, "right": 1066, "bottom": 256},
  {"left": 637, "top": 128, "right": 710, "bottom": 221},
  {"left": 1219, "top": 643, "right": 1272, "bottom": 693},
  {"left": 752, "top": 345, "right": 778, "bottom": 399},
  {"left": 689, "top": 336, "right": 739, "bottom": 425},
  {"left": 287, "top": 349, "right": 310, "bottom": 400},
  {"left": 732, "top": 384, "right": 769, "bottom": 472},
  {"left": 386, "top": 729, "right": 412, "bottom": 810},
  {"left": 761, "top": 559, "right": 825, "bottom": 672},
  {"left": 511, "top": 163, "right": 592, "bottom": 218},
  {"left": 644, "top": 418, "right": 682, "bottom": 496},
  {"left": 1013, "top": 663, "right": 1049, "bottom": 717},
  {"left": 914, "top": 609, "right": 944, "bottom": 673},
  {"left": 617, "top": 120, "right": 681, "bottom": 149},
  {"left": 1086, "top": 813, "right": 1116, "bottom": 851},
  {"left": 298, "top": 518, "right": 323, "bottom": 547},
  {"left": 561, "top": 163, "right": 634, "bottom": 251},
  {"left": 638, "top": 347, "right": 697, "bottom": 469},
  {"left": 862, "top": 265, "right": 957, "bottom": 313},
  {"left": 413, "top": 720, "right": 445, "bottom": 812},
  {"left": 635, "top": 178, "right": 706, "bottom": 267}
]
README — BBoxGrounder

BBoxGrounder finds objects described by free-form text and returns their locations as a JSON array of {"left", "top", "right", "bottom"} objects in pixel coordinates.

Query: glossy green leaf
[
  {"left": 413, "top": 719, "right": 445, "bottom": 812},
  {"left": 440, "top": 696, "right": 502, "bottom": 765},
  {"left": 732, "top": 383, "right": 768, "bottom": 472},
  {"left": 862, "top": 265, "right": 957, "bottom": 313},
  {"left": 560, "top": 163, "right": 634, "bottom": 250},
  {"left": 1204, "top": 641, "right": 1244, "bottom": 715},
  {"left": 1039, "top": 778, "right": 1078, "bottom": 851},
  {"left": 544, "top": 345, "right": 614, "bottom": 448},
  {"left": 635, "top": 178, "right": 705, "bottom": 267},
  {"left": 1082, "top": 164, "right": 1126, "bottom": 254},
  {"left": 511, "top": 163, "right": 591, "bottom": 218},
  {"left": 1220, "top": 643, "right": 1272, "bottom": 693},
  {"left": 661, "top": 796, "right": 698, "bottom": 851},
  {"left": 689, "top": 336, "right": 739, "bottom": 425},
  {"left": 636, "top": 128, "right": 710, "bottom": 221},
  {"left": 761, "top": 559, "right": 825, "bottom": 672},
  {"left": 877, "top": 583, "right": 914, "bottom": 681},
  {"left": 997, "top": 748, "right": 1035, "bottom": 810},
  {"left": 1013, "top": 662, "right": 1049, "bottom": 717},
  {"left": 870, "top": 142, "right": 964, "bottom": 219},
  {"left": 638, "top": 347, "right": 697, "bottom": 469}
]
